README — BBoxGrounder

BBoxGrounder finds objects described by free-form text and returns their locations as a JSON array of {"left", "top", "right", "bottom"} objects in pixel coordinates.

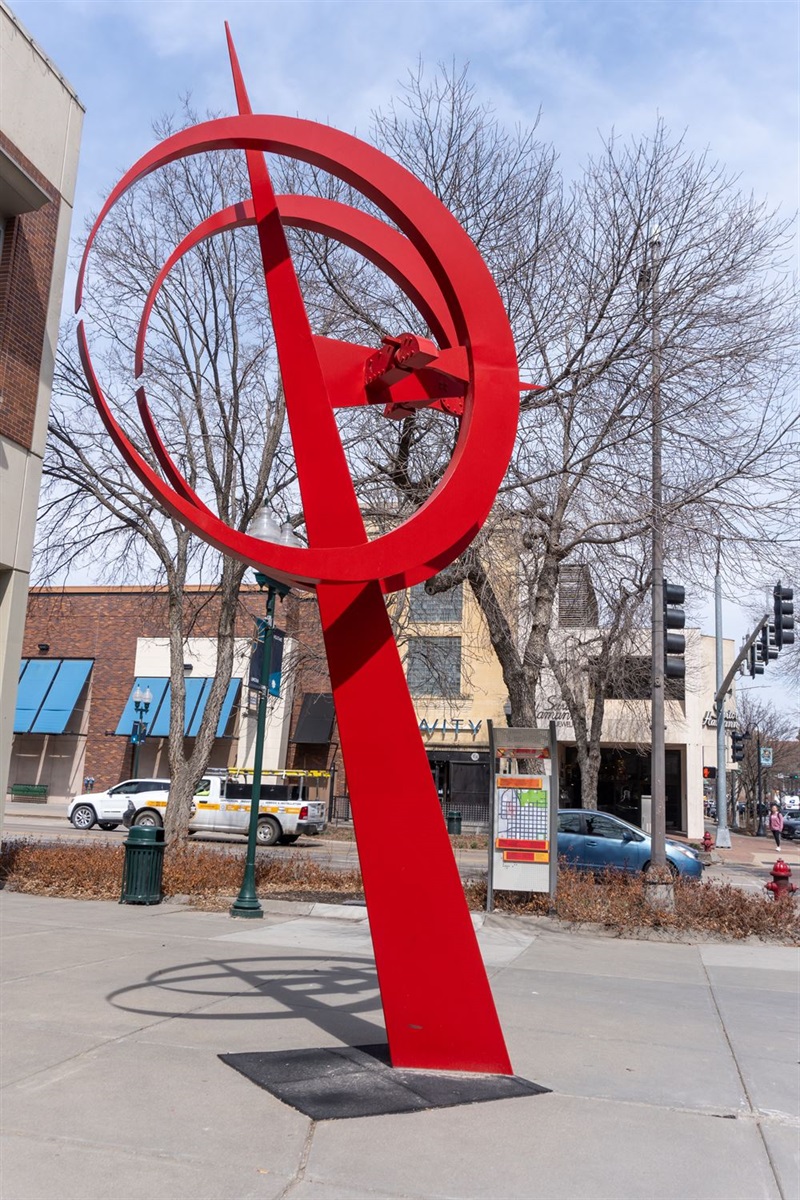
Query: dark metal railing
[{"left": 328, "top": 794, "right": 489, "bottom": 827}]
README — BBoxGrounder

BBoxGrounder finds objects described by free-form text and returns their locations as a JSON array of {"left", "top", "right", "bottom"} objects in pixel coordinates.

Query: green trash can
[
  {"left": 446, "top": 811, "right": 462, "bottom": 835},
  {"left": 120, "top": 825, "right": 165, "bottom": 905}
]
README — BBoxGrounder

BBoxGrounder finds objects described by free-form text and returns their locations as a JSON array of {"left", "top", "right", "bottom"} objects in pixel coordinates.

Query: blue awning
[
  {"left": 14, "top": 659, "right": 93, "bottom": 734},
  {"left": 115, "top": 677, "right": 241, "bottom": 738}
]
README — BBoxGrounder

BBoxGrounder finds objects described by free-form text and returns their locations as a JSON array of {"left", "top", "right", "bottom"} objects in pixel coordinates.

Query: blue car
[
  {"left": 781, "top": 811, "right": 800, "bottom": 841},
  {"left": 557, "top": 809, "right": 703, "bottom": 879}
]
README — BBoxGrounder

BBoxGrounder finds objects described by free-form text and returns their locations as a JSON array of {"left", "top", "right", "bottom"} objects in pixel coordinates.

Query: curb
[
  {"left": 156, "top": 891, "right": 798, "bottom": 945},
  {"left": 4, "top": 803, "right": 70, "bottom": 820}
]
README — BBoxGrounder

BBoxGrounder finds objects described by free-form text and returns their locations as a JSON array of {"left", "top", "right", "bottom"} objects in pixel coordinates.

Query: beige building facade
[
  {"left": 402, "top": 581, "right": 509, "bottom": 821},
  {"left": 0, "top": 6, "right": 84, "bottom": 807},
  {"left": 402, "top": 578, "right": 734, "bottom": 838},
  {"left": 537, "top": 629, "right": 736, "bottom": 841}
]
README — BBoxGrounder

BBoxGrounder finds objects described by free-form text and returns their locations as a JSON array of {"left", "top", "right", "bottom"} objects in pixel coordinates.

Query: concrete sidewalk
[
  {"left": 1, "top": 892, "right": 798, "bottom": 1200},
  {"left": 700, "top": 828, "right": 800, "bottom": 896}
]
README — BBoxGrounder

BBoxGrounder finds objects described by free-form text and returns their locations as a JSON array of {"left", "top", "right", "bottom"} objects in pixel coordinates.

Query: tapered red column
[{"left": 318, "top": 578, "right": 512, "bottom": 1074}]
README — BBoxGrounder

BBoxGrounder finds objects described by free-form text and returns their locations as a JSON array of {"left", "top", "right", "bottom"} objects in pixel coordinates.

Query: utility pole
[
  {"left": 649, "top": 227, "right": 667, "bottom": 871},
  {"left": 714, "top": 558, "right": 731, "bottom": 848},
  {"left": 755, "top": 729, "right": 765, "bottom": 837}
]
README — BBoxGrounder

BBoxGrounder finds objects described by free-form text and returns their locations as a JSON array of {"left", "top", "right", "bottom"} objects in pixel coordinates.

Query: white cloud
[
  {"left": 9, "top": 0, "right": 796, "bottom": 701},
  {"left": 13, "top": 0, "right": 797, "bottom": 222}
]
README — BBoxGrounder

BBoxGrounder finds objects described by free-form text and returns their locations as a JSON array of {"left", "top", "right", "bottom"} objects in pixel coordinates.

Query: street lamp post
[
  {"left": 231, "top": 508, "right": 298, "bottom": 919},
  {"left": 647, "top": 227, "right": 668, "bottom": 874},
  {"left": 131, "top": 685, "right": 152, "bottom": 778},
  {"left": 755, "top": 729, "right": 766, "bottom": 837},
  {"left": 714, "top": 561, "right": 732, "bottom": 848}
]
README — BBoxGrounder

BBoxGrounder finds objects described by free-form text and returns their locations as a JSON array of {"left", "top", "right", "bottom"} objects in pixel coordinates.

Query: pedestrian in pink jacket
[{"left": 769, "top": 804, "right": 784, "bottom": 849}]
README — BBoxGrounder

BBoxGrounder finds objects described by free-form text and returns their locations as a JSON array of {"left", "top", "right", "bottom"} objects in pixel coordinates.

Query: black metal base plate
[{"left": 220, "top": 1043, "right": 549, "bottom": 1120}]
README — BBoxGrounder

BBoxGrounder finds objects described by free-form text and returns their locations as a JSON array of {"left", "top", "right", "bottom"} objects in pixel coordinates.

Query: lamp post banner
[
  {"left": 249, "top": 621, "right": 285, "bottom": 700},
  {"left": 77, "top": 25, "right": 521, "bottom": 1075}
]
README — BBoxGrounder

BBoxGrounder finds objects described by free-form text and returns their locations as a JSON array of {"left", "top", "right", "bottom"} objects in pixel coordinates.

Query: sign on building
[{"left": 487, "top": 723, "right": 558, "bottom": 908}]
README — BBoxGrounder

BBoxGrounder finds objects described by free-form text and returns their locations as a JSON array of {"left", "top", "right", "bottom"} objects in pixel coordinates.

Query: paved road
[
  {"left": 1, "top": 812, "right": 490, "bottom": 879},
  {"left": 5, "top": 803, "right": 799, "bottom": 890}
]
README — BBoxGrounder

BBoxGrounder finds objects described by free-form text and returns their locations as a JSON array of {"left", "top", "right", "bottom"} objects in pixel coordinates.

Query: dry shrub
[
  {"left": 2, "top": 840, "right": 796, "bottom": 941},
  {"left": 0, "top": 838, "right": 124, "bottom": 900},
  {"left": 465, "top": 864, "right": 799, "bottom": 943},
  {"left": 0, "top": 838, "right": 363, "bottom": 908},
  {"left": 671, "top": 877, "right": 799, "bottom": 941}
]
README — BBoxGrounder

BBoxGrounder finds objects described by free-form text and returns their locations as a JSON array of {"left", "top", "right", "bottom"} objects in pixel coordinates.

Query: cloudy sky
[
  {"left": 12, "top": 0, "right": 800, "bottom": 717},
  {"left": 14, "top": 0, "right": 798, "bottom": 230}
]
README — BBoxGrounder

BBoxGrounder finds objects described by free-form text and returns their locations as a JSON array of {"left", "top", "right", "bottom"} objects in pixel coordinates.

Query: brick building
[
  {"left": 0, "top": 5, "right": 84, "bottom": 807},
  {"left": 10, "top": 584, "right": 344, "bottom": 806},
  {"left": 10, "top": 576, "right": 506, "bottom": 818}
]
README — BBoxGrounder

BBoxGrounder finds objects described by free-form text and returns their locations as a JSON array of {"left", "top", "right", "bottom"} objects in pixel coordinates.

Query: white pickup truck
[{"left": 123, "top": 771, "right": 327, "bottom": 845}]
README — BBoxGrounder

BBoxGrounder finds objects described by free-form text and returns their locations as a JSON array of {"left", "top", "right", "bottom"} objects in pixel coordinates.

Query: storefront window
[{"left": 561, "top": 745, "right": 685, "bottom": 832}]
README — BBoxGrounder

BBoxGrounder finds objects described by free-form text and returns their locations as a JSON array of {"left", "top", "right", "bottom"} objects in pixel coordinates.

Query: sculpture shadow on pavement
[{"left": 106, "top": 953, "right": 548, "bottom": 1118}]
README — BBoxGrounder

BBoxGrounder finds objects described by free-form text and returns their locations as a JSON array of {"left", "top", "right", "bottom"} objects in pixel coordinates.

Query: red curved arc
[
  {"left": 77, "top": 118, "right": 466, "bottom": 336},
  {"left": 83, "top": 312, "right": 473, "bottom": 592},
  {"left": 134, "top": 201, "right": 251, "bottom": 376},
  {"left": 76, "top": 116, "right": 510, "bottom": 382},
  {"left": 135, "top": 196, "right": 456, "bottom": 376},
  {"left": 78, "top": 321, "right": 307, "bottom": 590},
  {"left": 76, "top": 115, "right": 488, "bottom": 361},
  {"left": 280, "top": 195, "right": 457, "bottom": 348},
  {"left": 134, "top": 195, "right": 460, "bottom": 526},
  {"left": 85, "top": 319, "right": 439, "bottom": 591},
  {"left": 78, "top": 115, "right": 519, "bottom": 591}
]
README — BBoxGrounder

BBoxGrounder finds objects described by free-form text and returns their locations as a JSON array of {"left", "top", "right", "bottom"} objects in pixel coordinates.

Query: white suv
[{"left": 68, "top": 779, "right": 171, "bottom": 830}]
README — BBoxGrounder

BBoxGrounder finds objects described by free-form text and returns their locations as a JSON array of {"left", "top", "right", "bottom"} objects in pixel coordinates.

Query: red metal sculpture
[{"left": 77, "top": 27, "right": 520, "bottom": 1075}]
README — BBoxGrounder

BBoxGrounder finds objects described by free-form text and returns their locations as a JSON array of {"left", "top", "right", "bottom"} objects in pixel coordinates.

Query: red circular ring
[{"left": 77, "top": 115, "right": 519, "bottom": 590}]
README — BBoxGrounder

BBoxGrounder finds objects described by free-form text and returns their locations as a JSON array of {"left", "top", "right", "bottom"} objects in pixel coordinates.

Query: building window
[
  {"left": 558, "top": 564, "right": 599, "bottom": 628},
  {"left": 408, "top": 582, "right": 463, "bottom": 623},
  {"left": 590, "top": 655, "right": 685, "bottom": 701},
  {"left": 407, "top": 636, "right": 462, "bottom": 696}
]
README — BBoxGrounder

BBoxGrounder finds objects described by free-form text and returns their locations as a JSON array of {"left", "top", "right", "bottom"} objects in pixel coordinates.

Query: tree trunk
[
  {"left": 163, "top": 553, "right": 247, "bottom": 844},
  {"left": 578, "top": 742, "right": 602, "bottom": 810}
]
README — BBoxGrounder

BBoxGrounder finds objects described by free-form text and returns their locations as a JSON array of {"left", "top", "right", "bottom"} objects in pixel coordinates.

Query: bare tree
[
  {"left": 38, "top": 110, "right": 291, "bottom": 841},
  {"left": 300, "top": 67, "right": 798, "bottom": 776},
  {"left": 39, "top": 68, "right": 799, "bottom": 826},
  {"left": 732, "top": 692, "right": 798, "bottom": 827},
  {"left": 541, "top": 547, "right": 651, "bottom": 808}
]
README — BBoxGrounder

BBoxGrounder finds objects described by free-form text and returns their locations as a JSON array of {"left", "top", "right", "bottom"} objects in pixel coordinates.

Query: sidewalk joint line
[{"left": 699, "top": 954, "right": 788, "bottom": 1200}]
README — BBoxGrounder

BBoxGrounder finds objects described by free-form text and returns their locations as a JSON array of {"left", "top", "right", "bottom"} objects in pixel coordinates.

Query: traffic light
[
  {"left": 731, "top": 730, "right": 746, "bottom": 763},
  {"left": 130, "top": 720, "right": 146, "bottom": 745},
  {"left": 773, "top": 582, "right": 795, "bottom": 649},
  {"left": 702, "top": 766, "right": 717, "bottom": 780},
  {"left": 663, "top": 581, "right": 686, "bottom": 678},
  {"left": 759, "top": 624, "right": 779, "bottom": 664},
  {"left": 748, "top": 644, "right": 765, "bottom": 677}
]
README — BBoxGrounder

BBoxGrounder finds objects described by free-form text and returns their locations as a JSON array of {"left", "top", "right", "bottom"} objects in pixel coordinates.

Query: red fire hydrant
[
  {"left": 764, "top": 859, "right": 798, "bottom": 901},
  {"left": 702, "top": 831, "right": 714, "bottom": 853}
]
